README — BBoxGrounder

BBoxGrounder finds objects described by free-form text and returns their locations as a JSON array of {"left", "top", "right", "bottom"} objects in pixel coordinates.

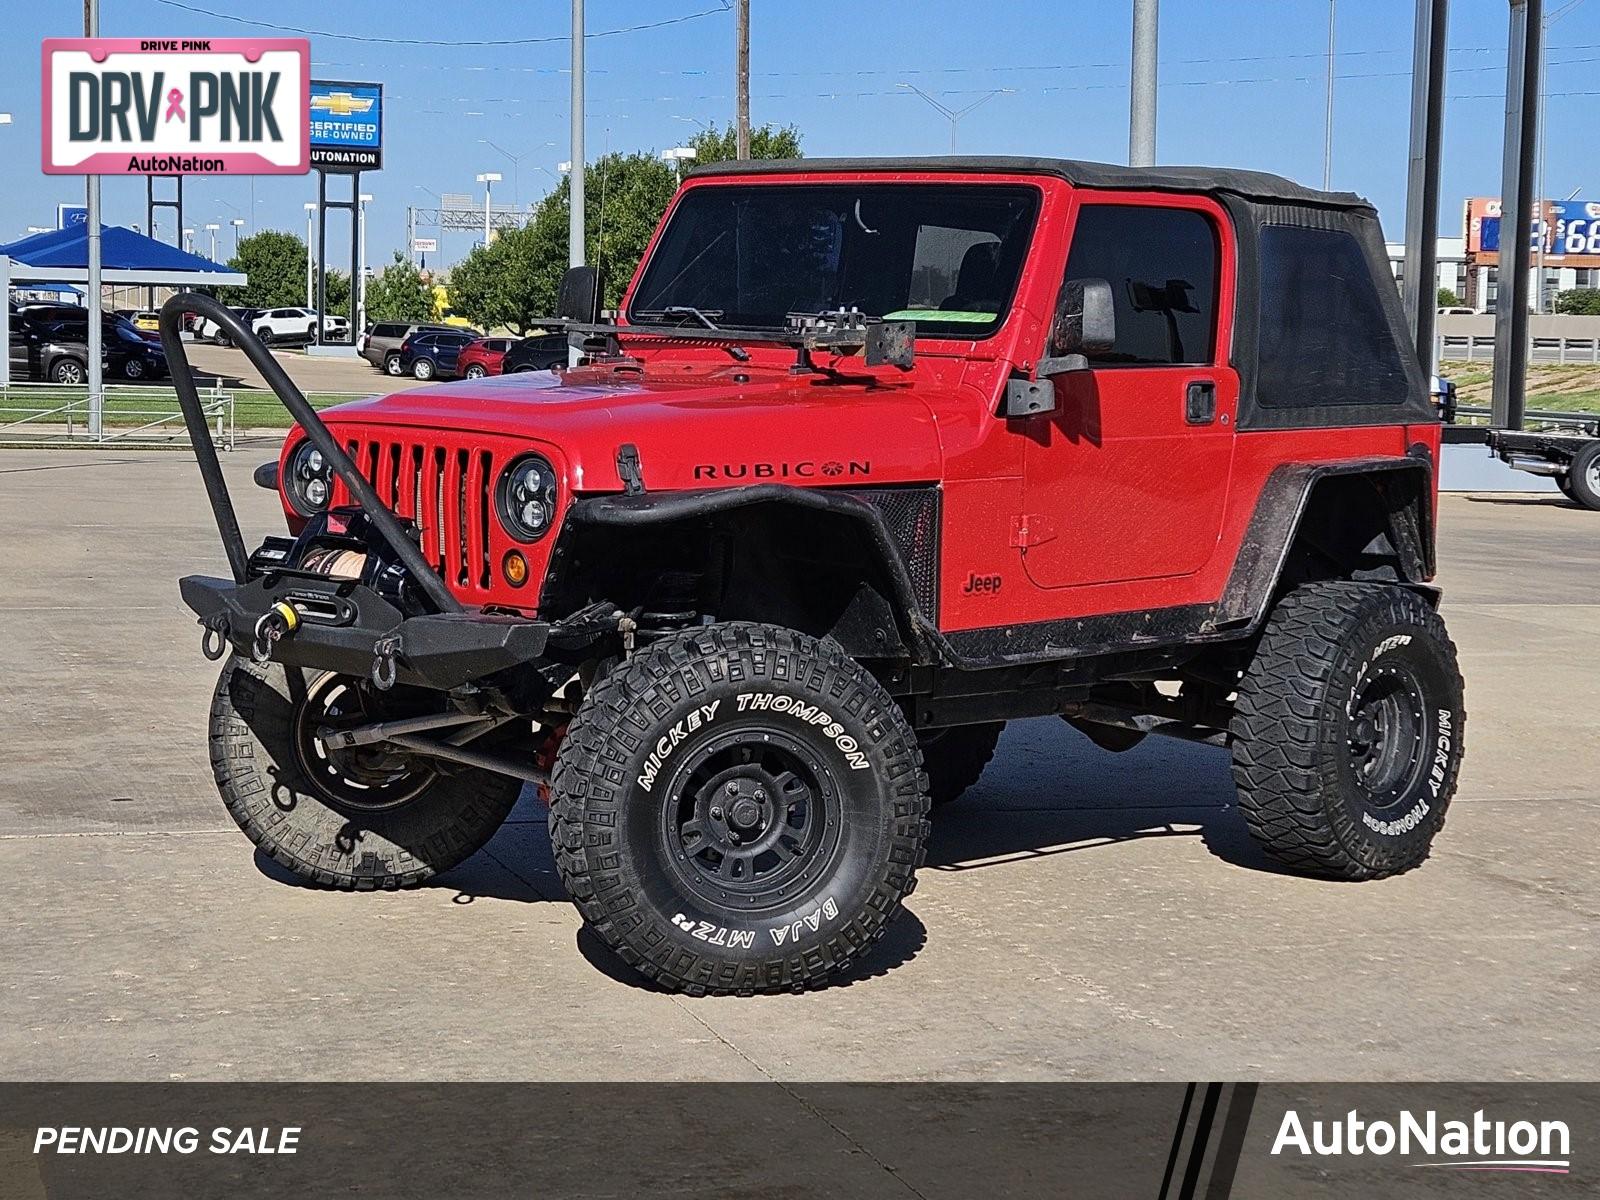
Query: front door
[{"left": 1020, "top": 196, "right": 1237, "bottom": 592}]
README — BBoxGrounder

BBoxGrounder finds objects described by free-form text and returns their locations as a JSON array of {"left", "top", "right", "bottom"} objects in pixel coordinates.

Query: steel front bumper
[{"left": 180, "top": 574, "right": 551, "bottom": 691}]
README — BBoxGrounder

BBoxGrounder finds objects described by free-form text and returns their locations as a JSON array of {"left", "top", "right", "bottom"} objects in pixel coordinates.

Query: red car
[{"left": 456, "top": 336, "right": 516, "bottom": 379}]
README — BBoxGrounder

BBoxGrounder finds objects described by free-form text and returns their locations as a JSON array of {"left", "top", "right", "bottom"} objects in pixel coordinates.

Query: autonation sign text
[{"left": 42, "top": 38, "right": 309, "bottom": 176}]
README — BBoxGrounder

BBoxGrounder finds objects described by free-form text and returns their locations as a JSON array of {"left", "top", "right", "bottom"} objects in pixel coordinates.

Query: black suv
[
  {"left": 8, "top": 307, "right": 168, "bottom": 383},
  {"left": 501, "top": 332, "right": 569, "bottom": 373}
]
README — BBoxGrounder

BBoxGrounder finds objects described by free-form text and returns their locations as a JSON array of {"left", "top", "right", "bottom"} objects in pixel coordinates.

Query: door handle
[{"left": 1185, "top": 381, "right": 1217, "bottom": 425}]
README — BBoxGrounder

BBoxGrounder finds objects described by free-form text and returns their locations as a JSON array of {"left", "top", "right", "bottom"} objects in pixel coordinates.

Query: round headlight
[
  {"left": 284, "top": 439, "right": 333, "bottom": 517},
  {"left": 496, "top": 454, "right": 559, "bottom": 542}
]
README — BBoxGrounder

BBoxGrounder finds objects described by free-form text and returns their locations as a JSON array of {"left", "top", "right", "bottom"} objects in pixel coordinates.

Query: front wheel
[
  {"left": 1231, "top": 581, "right": 1465, "bottom": 880},
  {"left": 209, "top": 657, "right": 521, "bottom": 889},
  {"left": 50, "top": 358, "right": 86, "bottom": 385},
  {"left": 551, "top": 623, "right": 930, "bottom": 995}
]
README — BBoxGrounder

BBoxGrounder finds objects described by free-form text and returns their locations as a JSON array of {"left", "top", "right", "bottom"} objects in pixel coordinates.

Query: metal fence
[{"left": 0, "top": 381, "right": 234, "bottom": 449}]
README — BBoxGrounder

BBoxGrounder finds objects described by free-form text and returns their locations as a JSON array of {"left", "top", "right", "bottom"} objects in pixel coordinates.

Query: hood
[{"left": 325, "top": 363, "right": 948, "bottom": 493}]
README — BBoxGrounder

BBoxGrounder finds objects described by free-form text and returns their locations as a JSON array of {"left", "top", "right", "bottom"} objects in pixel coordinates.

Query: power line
[{"left": 149, "top": 0, "right": 727, "bottom": 46}]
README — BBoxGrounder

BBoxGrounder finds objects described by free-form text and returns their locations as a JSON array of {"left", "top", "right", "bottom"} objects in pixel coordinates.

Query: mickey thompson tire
[
  {"left": 550, "top": 623, "right": 930, "bottom": 995},
  {"left": 920, "top": 722, "right": 1004, "bottom": 806},
  {"left": 209, "top": 657, "right": 521, "bottom": 889},
  {"left": 1230, "top": 582, "right": 1465, "bottom": 880}
]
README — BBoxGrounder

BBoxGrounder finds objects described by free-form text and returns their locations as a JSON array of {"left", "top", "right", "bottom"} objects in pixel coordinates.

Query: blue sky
[{"left": 3, "top": 0, "right": 1597, "bottom": 270}]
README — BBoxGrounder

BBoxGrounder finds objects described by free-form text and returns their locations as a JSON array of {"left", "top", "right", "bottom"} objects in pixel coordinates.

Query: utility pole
[
  {"left": 1323, "top": 0, "right": 1337, "bottom": 189},
  {"left": 85, "top": 0, "right": 103, "bottom": 439},
  {"left": 735, "top": 0, "right": 750, "bottom": 158},
  {"left": 1129, "top": 0, "right": 1159, "bottom": 166},
  {"left": 1492, "top": 0, "right": 1542, "bottom": 431},
  {"left": 1402, "top": 0, "right": 1449, "bottom": 377}
]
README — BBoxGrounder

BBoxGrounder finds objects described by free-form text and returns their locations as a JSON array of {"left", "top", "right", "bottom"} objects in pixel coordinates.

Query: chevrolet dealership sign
[{"left": 41, "top": 38, "right": 309, "bottom": 175}]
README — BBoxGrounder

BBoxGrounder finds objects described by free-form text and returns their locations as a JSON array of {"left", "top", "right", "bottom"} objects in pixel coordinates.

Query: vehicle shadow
[
  {"left": 1460, "top": 493, "right": 1569, "bottom": 508},
  {"left": 925, "top": 718, "right": 1291, "bottom": 877}
]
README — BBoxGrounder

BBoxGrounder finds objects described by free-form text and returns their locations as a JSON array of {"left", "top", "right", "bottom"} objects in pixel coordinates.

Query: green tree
[
  {"left": 687, "top": 122, "right": 802, "bottom": 165},
  {"left": 1437, "top": 287, "right": 1461, "bottom": 308},
  {"left": 449, "top": 125, "right": 805, "bottom": 328},
  {"left": 1554, "top": 287, "right": 1600, "bottom": 316},
  {"left": 222, "top": 230, "right": 307, "bottom": 308},
  {"left": 364, "top": 252, "right": 435, "bottom": 324}
]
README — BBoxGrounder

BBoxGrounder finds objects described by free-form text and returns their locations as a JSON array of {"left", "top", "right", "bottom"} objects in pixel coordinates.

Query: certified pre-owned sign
[{"left": 42, "top": 38, "right": 309, "bottom": 175}]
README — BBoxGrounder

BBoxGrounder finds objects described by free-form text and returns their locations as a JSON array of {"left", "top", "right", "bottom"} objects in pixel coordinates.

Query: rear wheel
[
  {"left": 413, "top": 358, "right": 436, "bottom": 380},
  {"left": 551, "top": 623, "right": 929, "bottom": 995},
  {"left": 919, "top": 722, "right": 1004, "bottom": 806},
  {"left": 209, "top": 657, "right": 520, "bottom": 889},
  {"left": 465, "top": 364, "right": 488, "bottom": 379},
  {"left": 384, "top": 353, "right": 404, "bottom": 376},
  {"left": 1231, "top": 581, "right": 1464, "bottom": 880},
  {"left": 1565, "top": 443, "right": 1600, "bottom": 510}
]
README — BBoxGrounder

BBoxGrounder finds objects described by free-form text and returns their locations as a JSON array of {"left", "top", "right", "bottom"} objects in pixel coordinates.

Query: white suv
[{"left": 251, "top": 307, "right": 351, "bottom": 345}]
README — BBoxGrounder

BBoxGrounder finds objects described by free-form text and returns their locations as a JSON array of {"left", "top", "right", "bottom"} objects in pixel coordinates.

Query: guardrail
[
  {"left": 1439, "top": 333, "right": 1600, "bottom": 364},
  {"left": 0, "top": 381, "right": 234, "bottom": 449}
]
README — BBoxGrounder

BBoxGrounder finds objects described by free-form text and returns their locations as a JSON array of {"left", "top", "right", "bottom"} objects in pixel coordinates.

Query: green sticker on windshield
[
  {"left": 882, "top": 309, "right": 994, "bottom": 323},
  {"left": 883, "top": 310, "right": 992, "bottom": 324}
]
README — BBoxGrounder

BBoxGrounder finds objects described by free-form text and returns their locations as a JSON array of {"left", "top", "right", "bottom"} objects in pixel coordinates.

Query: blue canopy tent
[{"left": 1, "top": 224, "right": 246, "bottom": 385}]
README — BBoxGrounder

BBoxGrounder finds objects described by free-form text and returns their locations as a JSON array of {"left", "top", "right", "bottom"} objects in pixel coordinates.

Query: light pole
[
  {"left": 183, "top": 227, "right": 195, "bottom": 253},
  {"left": 1130, "top": 0, "right": 1159, "bottom": 166},
  {"left": 357, "top": 192, "right": 372, "bottom": 333},
  {"left": 896, "top": 83, "right": 1012, "bottom": 153},
  {"left": 475, "top": 172, "right": 502, "bottom": 246},
  {"left": 1323, "top": 0, "right": 1336, "bottom": 189},
  {"left": 204, "top": 223, "right": 220, "bottom": 260},
  {"left": 304, "top": 201, "right": 317, "bottom": 307},
  {"left": 230, "top": 217, "right": 245, "bottom": 255},
  {"left": 662, "top": 146, "right": 697, "bottom": 186}
]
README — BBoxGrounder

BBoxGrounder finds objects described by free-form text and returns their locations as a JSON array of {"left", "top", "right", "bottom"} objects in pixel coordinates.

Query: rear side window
[
  {"left": 372, "top": 323, "right": 405, "bottom": 338},
  {"left": 1256, "top": 224, "right": 1409, "bottom": 409},
  {"left": 1064, "top": 203, "right": 1220, "bottom": 366}
]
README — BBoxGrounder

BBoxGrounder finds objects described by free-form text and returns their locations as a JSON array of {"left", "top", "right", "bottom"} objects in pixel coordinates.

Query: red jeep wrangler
[{"left": 167, "top": 157, "right": 1465, "bottom": 996}]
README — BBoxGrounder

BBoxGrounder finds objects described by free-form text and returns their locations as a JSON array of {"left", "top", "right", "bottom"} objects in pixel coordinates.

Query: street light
[
  {"left": 478, "top": 139, "right": 555, "bottom": 211},
  {"left": 357, "top": 193, "right": 373, "bottom": 333},
  {"left": 662, "top": 146, "right": 697, "bottom": 185},
  {"left": 475, "top": 172, "right": 502, "bottom": 246},
  {"left": 230, "top": 217, "right": 245, "bottom": 254},
  {"left": 896, "top": 83, "right": 1013, "bottom": 153},
  {"left": 0, "top": 114, "right": 12, "bottom": 125},
  {"left": 304, "top": 201, "right": 317, "bottom": 307},
  {"left": 182, "top": 227, "right": 195, "bottom": 253},
  {"left": 204, "top": 222, "right": 220, "bottom": 260}
]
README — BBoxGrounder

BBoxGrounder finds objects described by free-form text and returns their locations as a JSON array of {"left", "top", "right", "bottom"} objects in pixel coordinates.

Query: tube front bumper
[{"left": 180, "top": 574, "right": 551, "bottom": 691}]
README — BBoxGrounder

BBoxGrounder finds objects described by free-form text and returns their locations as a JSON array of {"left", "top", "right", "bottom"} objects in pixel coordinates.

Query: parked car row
[
  {"left": 357, "top": 321, "right": 568, "bottom": 381},
  {"left": 194, "top": 306, "right": 350, "bottom": 347},
  {"left": 6, "top": 302, "right": 168, "bottom": 383}
]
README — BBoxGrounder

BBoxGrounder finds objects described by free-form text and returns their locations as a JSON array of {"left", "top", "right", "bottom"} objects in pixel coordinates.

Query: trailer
[{"left": 1488, "top": 424, "right": 1600, "bottom": 510}]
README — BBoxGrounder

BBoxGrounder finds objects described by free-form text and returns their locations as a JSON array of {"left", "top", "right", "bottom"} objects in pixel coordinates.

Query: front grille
[{"left": 339, "top": 437, "right": 498, "bottom": 596}]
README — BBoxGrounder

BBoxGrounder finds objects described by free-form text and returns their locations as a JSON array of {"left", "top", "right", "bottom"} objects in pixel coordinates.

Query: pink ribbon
[{"left": 164, "top": 88, "right": 185, "bottom": 123}]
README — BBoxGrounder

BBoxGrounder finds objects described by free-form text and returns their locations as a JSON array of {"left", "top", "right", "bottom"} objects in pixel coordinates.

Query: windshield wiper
[{"left": 635, "top": 307, "right": 750, "bottom": 361}]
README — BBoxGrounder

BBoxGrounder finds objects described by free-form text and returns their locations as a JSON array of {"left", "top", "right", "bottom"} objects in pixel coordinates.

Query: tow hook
[
  {"left": 617, "top": 613, "right": 637, "bottom": 655},
  {"left": 371, "top": 633, "right": 402, "bottom": 691},
  {"left": 199, "top": 614, "right": 230, "bottom": 661},
  {"left": 250, "top": 601, "right": 300, "bottom": 664}
]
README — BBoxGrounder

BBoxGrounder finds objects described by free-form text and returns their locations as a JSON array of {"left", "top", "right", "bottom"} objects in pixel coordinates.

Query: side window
[
  {"left": 1256, "top": 224, "right": 1410, "bottom": 409},
  {"left": 1064, "top": 203, "right": 1220, "bottom": 366}
]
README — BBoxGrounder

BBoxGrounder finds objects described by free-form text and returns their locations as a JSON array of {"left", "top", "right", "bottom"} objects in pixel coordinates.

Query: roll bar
[{"left": 158, "top": 294, "right": 464, "bottom": 615}]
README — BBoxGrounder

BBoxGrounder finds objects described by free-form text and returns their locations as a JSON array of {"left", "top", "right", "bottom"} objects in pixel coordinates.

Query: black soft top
[{"left": 688, "top": 156, "right": 1371, "bottom": 213}]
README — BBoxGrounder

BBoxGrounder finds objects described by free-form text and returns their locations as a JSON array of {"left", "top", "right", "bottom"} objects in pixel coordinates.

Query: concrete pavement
[{"left": 1, "top": 451, "right": 1596, "bottom": 1081}]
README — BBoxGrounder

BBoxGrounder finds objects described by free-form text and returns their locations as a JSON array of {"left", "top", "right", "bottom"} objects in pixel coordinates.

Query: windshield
[{"left": 629, "top": 182, "right": 1040, "bottom": 340}]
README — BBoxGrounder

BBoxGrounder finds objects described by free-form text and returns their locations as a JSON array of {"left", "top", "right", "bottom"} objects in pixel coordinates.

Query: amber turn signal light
[{"left": 502, "top": 550, "right": 529, "bottom": 587}]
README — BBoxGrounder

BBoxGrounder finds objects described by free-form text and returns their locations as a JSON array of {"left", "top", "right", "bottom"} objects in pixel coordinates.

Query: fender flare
[
  {"left": 1217, "top": 452, "right": 1436, "bottom": 630},
  {"left": 549, "top": 484, "right": 942, "bottom": 656}
]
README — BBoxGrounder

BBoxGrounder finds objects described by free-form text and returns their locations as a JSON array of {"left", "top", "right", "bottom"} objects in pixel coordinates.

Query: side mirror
[
  {"left": 1001, "top": 278, "right": 1115, "bottom": 418},
  {"left": 557, "top": 266, "right": 601, "bottom": 325},
  {"left": 1042, "top": 278, "right": 1115, "bottom": 374}
]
